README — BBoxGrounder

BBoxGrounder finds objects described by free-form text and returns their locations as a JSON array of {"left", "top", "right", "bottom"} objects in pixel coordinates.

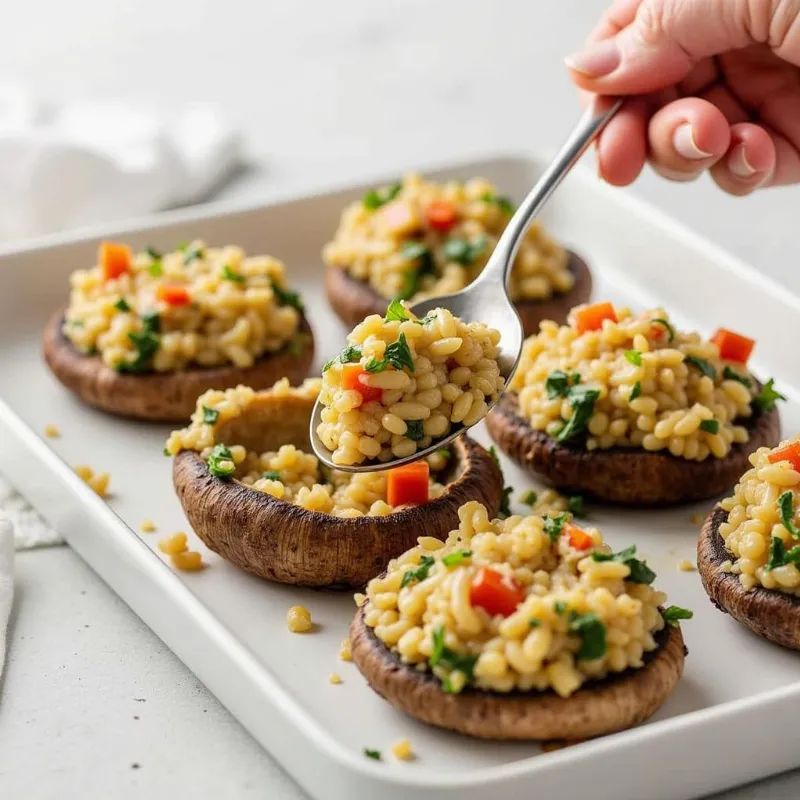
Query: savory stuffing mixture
[
  {"left": 63, "top": 240, "right": 306, "bottom": 373},
  {"left": 323, "top": 173, "right": 573, "bottom": 303},
  {"left": 512, "top": 303, "right": 783, "bottom": 462},
  {"left": 165, "top": 378, "right": 451, "bottom": 517},
  {"left": 719, "top": 436, "right": 800, "bottom": 594},
  {"left": 363, "top": 500, "right": 691, "bottom": 697},
  {"left": 317, "top": 302, "right": 503, "bottom": 466}
]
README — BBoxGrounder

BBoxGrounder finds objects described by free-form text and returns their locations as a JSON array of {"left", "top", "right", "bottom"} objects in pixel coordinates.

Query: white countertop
[{"left": 1, "top": 1, "right": 799, "bottom": 797}]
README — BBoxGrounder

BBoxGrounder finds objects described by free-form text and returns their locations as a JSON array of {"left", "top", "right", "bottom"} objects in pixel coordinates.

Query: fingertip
[
  {"left": 710, "top": 124, "right": 776, "bottom": 196},
  {"left": 596, "top": 100, "right": 648, "bottom": 186}
]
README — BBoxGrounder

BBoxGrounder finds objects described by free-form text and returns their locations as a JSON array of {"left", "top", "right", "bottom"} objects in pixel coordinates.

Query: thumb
[{"left": 565, "top": 0, "right": 756, "bottom": 95}]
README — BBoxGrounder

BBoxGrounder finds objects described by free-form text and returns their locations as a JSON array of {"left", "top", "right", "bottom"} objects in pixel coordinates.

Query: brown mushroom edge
[
  {"left": 172, "top": 390, "right": 505, "bottom": 588},
  {"left": 324, "top": 250, "right": 592, "bottom": 335},
  {"left": 698, "top": 505, "right": 800, "bottom": 650},
  {"left": 485, "top": 391, "right": 781, "bottom": 507},
  {"left": 349, "top": 608, "right": 686, "bottom": 741},
  {"left": 42, "top": 307, "right": 315, "bottom": 422}
]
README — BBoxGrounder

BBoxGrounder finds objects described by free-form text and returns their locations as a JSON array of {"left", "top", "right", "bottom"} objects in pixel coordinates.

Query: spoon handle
[{"left": 478, "top": 96, "right": 623, "bottom": 289}]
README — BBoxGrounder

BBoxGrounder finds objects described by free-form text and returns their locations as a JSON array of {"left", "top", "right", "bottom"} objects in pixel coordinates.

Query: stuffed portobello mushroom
[
  {"left": 350, "top": 500, "right": 690, "bottom": 740},
  {"left": 323, "top": 173, "right": 592, "bottom": 334},
  {"left": 44, "top": 241, "right": 314, "bottom": 421},
  {"left": 166, "top": 379, "right": 504, "bottom": 588},
  {"left": 486, "top": 303, "right": 783, "bottom": 506},
  {"left": 698, "top": 435, "right": 800, "bottom": 649}
]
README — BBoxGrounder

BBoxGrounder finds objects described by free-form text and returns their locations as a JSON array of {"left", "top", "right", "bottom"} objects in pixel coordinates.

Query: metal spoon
[{"left": 311, "top": 96, "right": 623, "bottom": 473}]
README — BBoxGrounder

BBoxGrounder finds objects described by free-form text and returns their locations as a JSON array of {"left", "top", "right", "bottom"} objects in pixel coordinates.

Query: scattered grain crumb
[
  {"left": 287, "top": 605, "right": 313, "bottom": 633},
  {"left": 353, "top": 592, "right": 367, "bottom": 607},
  {"left": 391, "top": 738, "right": 414, "bottom": 761},
  {"left": 677, "top": 559, "right": 696, "bottom": 572},
  {"left": 541, "top": 738, "right": 587, "bottom": 753},
  {"left": 720, "top": 559, "right": 733, "bottom": 573},
  {"left": 691, "top": 513, "right": 704, "bottom": 525},
  {"left": 339, "top": 638, "right": 353, "bottom": 662},
  {"left": 171, "top": 551, "right": 205, "bottom": 572},
  {"left": 139, "top": 520, "right": 156, "bottom": 533},
  {"left": 74, "top": 465, "right": 110, "bottom": 498},
  {"left": 44, "top": 424, "right": 60, "bottom": 438},
  {"left": 158, "top": 532, "right": 188, "bottom": 555},
  {"left": 328, "top": 672, "right": 342, "bottom": 685}
]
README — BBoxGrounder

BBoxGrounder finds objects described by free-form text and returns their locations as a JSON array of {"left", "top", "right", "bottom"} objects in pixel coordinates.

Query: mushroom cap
[
  {"left": 42, "top": 307, "right": 314, "bottom": 422},
  {"left": 698, "top": 505, "right": 800, "bottom": 649},
  {"left": 324, "top": 251, "right": 592, "bottom": 336},
  {"left": 485, "top": 391, "right": 781, "bottom": 506},
  {"left": 349, "top": 608, "right": 686, "bottom": 740},
  {"left": 172, "top": 389, "right": 505, "bottom": 587}
]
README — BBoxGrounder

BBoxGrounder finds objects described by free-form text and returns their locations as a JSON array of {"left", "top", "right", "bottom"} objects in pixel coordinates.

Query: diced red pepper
[
  {"left": 768, "top": 442, "right": 800, "bottom": 472},
  {"left": 99, "top": 242, "right": 132, "bottom": 281},
  {"left": 565, "top": 522, "right": 593, "bottom": 551},
  {"left": 711, "top": 328, "right": 755, "bottom": 365},
  {"left": 574, "top": 302, "right": 617, "bottom": 334},
  {"left": 470, "top": 567, "right": 525, "bottom": 617},
  {"left": 387, "top": 461, "right": 430, "bottom": 506},
  {"left": 157, "top": 284, "right": 191, "bottom": 306},
  {"left": 341, "top": 363, "right": 383, "bottom": 403},
  {"left": 425, "top": 200, "right": 458, "bottom": 232}
]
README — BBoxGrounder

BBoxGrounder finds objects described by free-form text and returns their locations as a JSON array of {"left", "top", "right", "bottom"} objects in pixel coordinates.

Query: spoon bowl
[{"left": 310, "top": 96, "right": 622, "bottom": 473}]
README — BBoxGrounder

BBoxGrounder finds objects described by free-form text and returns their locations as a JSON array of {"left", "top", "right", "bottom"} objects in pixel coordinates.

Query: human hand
[{"left": 566, "top": 0, "right": 800, "bottom": 194}]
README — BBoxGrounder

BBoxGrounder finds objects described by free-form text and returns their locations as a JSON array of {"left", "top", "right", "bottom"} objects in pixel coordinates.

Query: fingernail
[
  {"left": 728, "top": 144, "right": 757, "bottom": 178},
  {"left": 673, "top": 123, "right": 713, "bottom": 160},
  {"left": 565, "top": 40, "right": 621, "bottom": 78}
]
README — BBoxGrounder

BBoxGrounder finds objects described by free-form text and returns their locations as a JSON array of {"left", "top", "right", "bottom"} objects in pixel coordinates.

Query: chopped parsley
[
  {"left": 764, "top": 536, "right": 800, "bottom": 570},
  {"left": 480, "top": 192, "right": 515, "bottom": 214},
  {"left": 416, "top": 310, "right": 439, "bottom": 326},
  {"left": 529, "top": 618, "right": 542, "bottom": 628},
  {"left": 364, "top": 333, "right": 415, "bottom": 373},
  {"left": 140, "top": 311, "right": 161, "bottom": 333},
  {"left": 543, "top": 513, "right": 568, "bottom": 543},
  {"left": 404, "top": 420, "right": 424, "bottom": 442},
  {"left": 270, "top": 279, "right": 304, "bottom": 311},
  {"left": 569, "top": 611, "right": 607, "bottom": 660},
  {"left": 630, "top": 380, "right": 642, "bottom": 401},
  {"left": 545, "top": 370, "right": 580, "bottom": 399},
  {"left": 442, "top": 235, "right": 488, "bottom": 266},
  {"left": 442, "top": 550, "right": 472, "bottom": 567},
  {"left": 202, "top": 406, "right": 220, "bottom": 425},
  {"left": 147, "top": 260, "right": 163, "bottom": 277},
  {"left": 624, "top": 349, "right": 643, "bottom": 366},
  {"left": 568, "top": 495, "right": 585, "bottom": 517},
  {"left": 116, "top": 312, "right": 161, "bottom": 372},
  {"left": 206, "top": 444, "right": 236, "bottom": 478},
  {"left": 685, "top": 355, "right": 716, "bottom": 379},
  {"left": 753, "top": 378, "right": 786, "bottom": 413},
  {"left": 591, "top": 545, "right": 656, "bottom": 584},
  {"left": 262, "top": 470, "right": 281, "bottom": 481},
  {"left": 429, "top": 626, "right": 478, "bottom": 693},
  {"left": 144, "top": 246, "right": 161, "bottom": 259},
  {"left": 400, "top": 555, "right": 435, "bottom": 588},
  {"left": 663, "top": 606, "right": 694, "bottom": 627},
  {"left": 397, "top": 241, "right": 436, "bottom": 301},
  {"left": 554, "top": 601, "right": 567, "bottom": 615},
  {"left": 488, "top": 445, "right": 501, "bottom": 470},
  {"left": 652, "top": 318, "right": 675, "bottom": 342},
  {"left": 520, "top": 490, "right": 538, "bottom": 507},
  {"left": 363, "top": 748, "right": 382, "bottom": 761},
  {"left": 699, "top": 419, "right": 719, "bottom": 434},
  {"left": 221, "top": 264, "right": 246, "bottom": 283},
  {"left": 384, "top": 299, "right": 409, "bottom": 322},
  {"left": 723, "top": 366, "right": 752, "bottom": 387},
  {"left": 556, "top": 386, "right": 600, "bottom": 443},
  {"left": 498, "top": 486, "right": 513, "bottom": 519},
  {"left": 322, "top": 345, "right": 362, "bottom": 372},
  {"left": 114, "top": 298, "right": 131, "bottom": 312},
  {"left": 182, "top": 243, "right": 205, "bottom": 264},
  {"left": 363, "top": 182, "right": 402, "bottom": 210},
  {"left": 778, "top": 491, "right": 800, "bottom": 538},
  {"left": 437, "top": 448, "right": 452, "bottom": 459}
]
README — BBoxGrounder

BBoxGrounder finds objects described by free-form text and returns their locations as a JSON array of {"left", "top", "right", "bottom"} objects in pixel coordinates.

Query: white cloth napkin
[
  {"left": 0, "top": 84, "right": 242, "bottom": 242},
  {"left": 0, "top": 510, "right": 14, "bottom": 683}
]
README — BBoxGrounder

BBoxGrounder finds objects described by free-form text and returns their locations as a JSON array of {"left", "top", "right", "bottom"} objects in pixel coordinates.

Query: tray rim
[{"left": 2, "top": 150, "right": 800, "bottom": 799}]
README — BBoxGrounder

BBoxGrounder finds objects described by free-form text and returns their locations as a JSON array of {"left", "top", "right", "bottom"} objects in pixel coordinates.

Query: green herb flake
[
  {"left": 384, "top": 299, "right": 409, "bottom": 322},
  {"left": 400, "top": 555, "right": 435, "bottom": 589},
  {"left": 442, "top": 550, "right": 472, "bottom": 568},
  {"left": 723, "top": 366, "right": 752, "bottom": 387},
  {"left": 568, "top": 495, "right": 585, "bottom": 517},
  {"left": 437, "top": 448, "right": 452, "bottom": 459},
  {"left": 384, "top": 333, "right": 415, "bottom": 372},
  {"left": 322, "top": 345, "right": 362, "bottom": 372},
  {"left": 767, "top": 536, "right": 786, "bottom": 570},
  {"left": 556, "top": 386, "right": 600, "bottom": 443},
  {"left": 652, "top": 318, "right": 675, "bottom": 342},
  {"left": 207, "top": 443, "right": 236, "bottom": 478},
  {"left": 363, "top": 182, "right": 402, "bottom": 210},
  {"left": 404, "top": 420, "right": 425, "bottom": 442},
  {"left": 529, "top": 618, "right": 542, "bottom": 628},
  {"left": 520, "top": 490, "right": 538, "bottom": 507},
  {"left": 630, "top": 380, "right": 642, "bottom": 401},
  {"left": 262, "top": 470, "right": 281, "bottom": 481},
  {"left": 147, "top": 260, "right": 163, "bottom": 277},
  {"left": 163, "top": 447, "right": 171, "bottom": 457},
  {"left": 699, "top": 419, "right": 719, "bottom": 434},
  {"left": 396, "top": 241, "right": 436, "bottom": 301},
  {"left": 545, "top": 369, "right": 581, "bottom": 399},
  {"left": 480, "top": 192, "right": 515, "bottom": 214},
  {"left": 488, "top": 445, "right": 501, "bottom": 470},
  {"left": 498, "top": 485, "right": 513, "bottom": 519},
  {"left": 183, "top": 243, "right": 205, "bottom": 264},
  {"left": 591, "top": 544, "right": 656, "bottom": 584},
  {"left": 363, "top": 748, "right": 382, "bottom": 761},
  {"left": 685, "top": 355, "right": 717, "bottom": 379},
  {"left": 221, "top": 264, "right": 246, "bottom": 283},
  {"left": 140, "top": 311, "right": 161, "bottom": 333},
  {"left": 554, "top": 601, "right": 567, "bottom": 615},
  {"left": 778, "top": 491, "right": 800, "bottom": 538},
  {"left": 270, "top": 278, "right": 304, "bottom": 311},
  {"left": 429, "top": 626, "right": 478, "bottom": 693},
  {"left": 443, "top": 235, "right": 487, "bottom": 266},
  {"left": 364, "top": 356, "right": 388, "bottom": 373},
  {"left": 114, "top": 297, "right": 131, "bottom": 312},
  {"left": 624, "top": 349, "right": 643, "bottom": 367},
  {"left": 663, "top": 606, "right": 694, "bottom": 627},
  {"left": 569, "top": 611, "right": 607, "bottom": 660},
  {"left": 753, "top": 378, "right": 786, "bottom": 414},
  {"left": 144, "top": 246, "right": 161, "bottom": 260},
  {"left": 543, "top": 513, "right": 568, "bottom": 543},
  {"left": 116, "top": 326, "right": 160, "bottom": 373},
  {"left": 202, "top": 406, "right": 220, "bottom": 425}
]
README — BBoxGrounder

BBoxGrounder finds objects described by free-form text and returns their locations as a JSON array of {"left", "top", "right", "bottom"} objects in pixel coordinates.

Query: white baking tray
[{"left": 0, "top": 155, "right": 799, "bottom": 800}]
